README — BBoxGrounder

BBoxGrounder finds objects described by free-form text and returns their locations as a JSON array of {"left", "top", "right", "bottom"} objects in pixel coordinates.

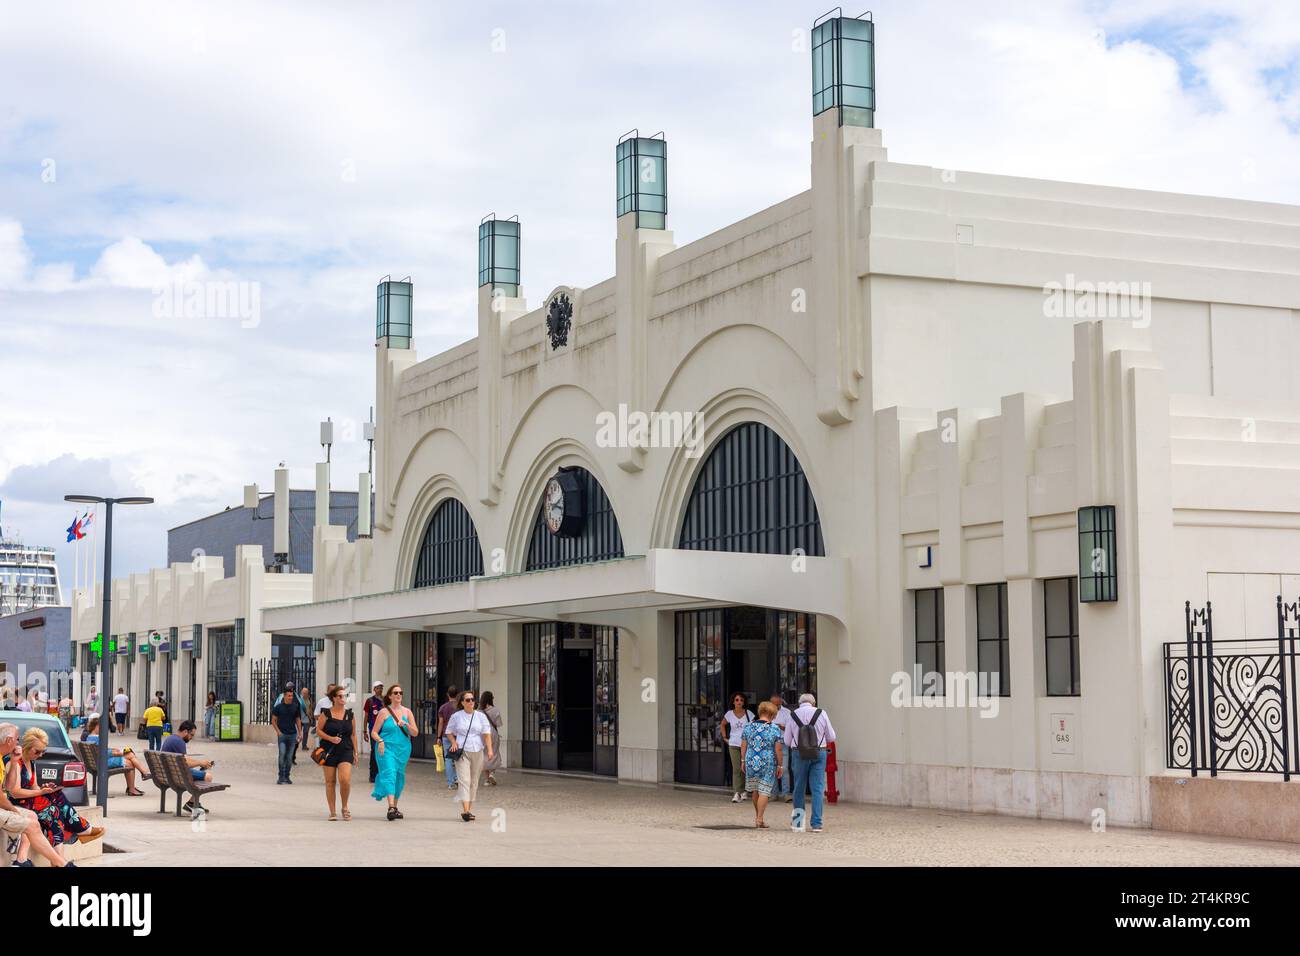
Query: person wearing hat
[
  {"left": 271, "top": 682, "right": 303, "bottom": 785},
  {"left": 363, "top": 680, "right": 385, "bottom": 783}
]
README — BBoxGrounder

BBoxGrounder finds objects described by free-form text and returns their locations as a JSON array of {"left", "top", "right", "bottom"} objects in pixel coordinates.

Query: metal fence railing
[{"left": 1165, "top": 598, "right": 1300, "bottom": 780}]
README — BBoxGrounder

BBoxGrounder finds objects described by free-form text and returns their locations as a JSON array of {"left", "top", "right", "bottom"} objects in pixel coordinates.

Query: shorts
[
  {"left": 190, "top": 767, "right": 206, "bottom": 781},
  {"left": 0, "top": 807, "right": 28, "bottom": 834},
  {"left": 107, "top": 756, "right": 125, "bottom": 769}
]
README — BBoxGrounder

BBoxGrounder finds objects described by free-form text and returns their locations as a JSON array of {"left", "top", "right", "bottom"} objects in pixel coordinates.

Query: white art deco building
[{"left": 86, "top": 14, "right": 1300, "bottom": 838}]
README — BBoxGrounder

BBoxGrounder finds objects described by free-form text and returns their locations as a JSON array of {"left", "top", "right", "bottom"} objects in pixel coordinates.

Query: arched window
[
  {"left": 525, "top": 467, "right": 624, "bottom": 571},
  {"left": 678, "top": 422, "right": 824, "bottom": 556},
  {"left": 413, "top": 499, "right": 484, "bottom": 588}
]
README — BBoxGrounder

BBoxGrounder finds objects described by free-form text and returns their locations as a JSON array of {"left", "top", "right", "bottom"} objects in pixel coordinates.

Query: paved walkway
[{"left": 90, "top": 733, "right": 1300, "bottom": 866}]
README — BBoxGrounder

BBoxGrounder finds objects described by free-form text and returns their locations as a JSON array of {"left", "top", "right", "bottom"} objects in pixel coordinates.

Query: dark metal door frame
[
  {"left": 522, "top": 623, "right": 559, "bottom": 770},
  {"left": 674, "top": 606, "right": 817, "bottom": 786}
]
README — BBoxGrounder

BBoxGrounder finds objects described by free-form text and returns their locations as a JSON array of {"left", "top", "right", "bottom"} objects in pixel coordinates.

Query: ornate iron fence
[
  {"left": 1165, "top": 598, "right": 1300, "bottom": 780},
  {"left": 250, "top": 656, "right": 317, "bottom": 725}
]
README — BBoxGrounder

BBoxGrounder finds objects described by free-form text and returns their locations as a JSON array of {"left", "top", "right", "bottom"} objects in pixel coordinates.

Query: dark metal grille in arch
[
  {"left": 678, "top": 422, "right": 824, "bottom": 556},
  {"left": 525, "top": 467, "right": 624, "bottom": 571},
  {"left": 413, "top": 498, "right": 484, "bottom": 588}
]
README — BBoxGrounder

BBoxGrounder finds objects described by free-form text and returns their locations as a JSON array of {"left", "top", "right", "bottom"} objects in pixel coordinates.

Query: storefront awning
[{"left": 262, "top": 549, "right": 855, "bottom": 659}]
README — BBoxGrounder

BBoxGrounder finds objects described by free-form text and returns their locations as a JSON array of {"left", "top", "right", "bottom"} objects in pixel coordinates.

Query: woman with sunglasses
[
  {"left": 444, "top": 690, "right": 494, "bottom": 822},
  {"left": 316, "top": 686, "right": 359, "bottom": 821},
  {"left": 370, "top": 684, "right": 417, "bottom": 821},
  {"left": 5, "top": 727, "right": 104, "bottom": 860}
]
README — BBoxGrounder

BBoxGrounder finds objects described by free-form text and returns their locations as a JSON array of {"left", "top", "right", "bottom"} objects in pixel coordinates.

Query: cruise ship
[{"left": 0, "top": 515, "right": 63, "bottom": 615}]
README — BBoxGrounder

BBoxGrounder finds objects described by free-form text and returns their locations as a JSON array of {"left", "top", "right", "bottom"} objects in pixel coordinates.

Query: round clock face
[{"left": 544, "top": 477, "right": 566, "bottom": 534}]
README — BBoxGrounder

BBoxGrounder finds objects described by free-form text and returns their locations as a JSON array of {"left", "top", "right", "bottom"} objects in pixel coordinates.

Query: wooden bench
[
  {"left": 73, "top": 740, "right": 129, "bottom": 795},
  {"left": 142, "top": 750, "right": 229, "bottom": 817}
]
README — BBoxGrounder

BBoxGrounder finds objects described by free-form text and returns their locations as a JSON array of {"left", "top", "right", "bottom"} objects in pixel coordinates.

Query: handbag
[{"left": 446, "top": 711, "right": 481, "bottom": 762}]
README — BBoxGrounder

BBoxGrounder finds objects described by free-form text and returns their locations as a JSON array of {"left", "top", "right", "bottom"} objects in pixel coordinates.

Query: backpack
[{"left": 791, "top": 709, "right": 823, "bottom": 760}]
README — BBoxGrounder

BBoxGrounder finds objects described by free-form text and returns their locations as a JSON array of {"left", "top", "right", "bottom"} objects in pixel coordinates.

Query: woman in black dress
[{"left": 315, "top": 686, "right": 358, "bottom": 821}]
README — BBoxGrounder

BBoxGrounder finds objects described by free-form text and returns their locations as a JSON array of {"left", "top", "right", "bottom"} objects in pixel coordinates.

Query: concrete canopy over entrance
[{"left": 262, "top": 550, "right": 853, "bottom": 656}]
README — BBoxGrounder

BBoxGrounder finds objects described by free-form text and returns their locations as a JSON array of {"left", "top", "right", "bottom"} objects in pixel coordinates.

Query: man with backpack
[{"left": 784, "top": 693, "right": 836, "bottom": 833}]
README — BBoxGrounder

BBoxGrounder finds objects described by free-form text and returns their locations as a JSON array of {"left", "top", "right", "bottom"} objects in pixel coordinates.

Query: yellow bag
[{"left": 433, "top": 741, "right": 445, "bottom": 772}]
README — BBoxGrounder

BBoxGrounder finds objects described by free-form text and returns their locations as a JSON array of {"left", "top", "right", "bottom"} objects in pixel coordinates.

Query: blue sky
[{"left": 0, "top": 0, "right": 1297, "bottom": 591}]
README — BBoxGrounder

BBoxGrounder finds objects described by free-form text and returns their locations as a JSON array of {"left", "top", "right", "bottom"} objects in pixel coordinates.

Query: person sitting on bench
[{"left": 83, "top": 717, "right": 151, "bottom": 796}]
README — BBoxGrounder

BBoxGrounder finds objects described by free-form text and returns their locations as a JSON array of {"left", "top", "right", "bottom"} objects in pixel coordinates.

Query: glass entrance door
[
  {"left": 522, "top": 623, "right": 617, "bottom": 776},
  {"left": 593, "top": 625, "right": 618, "bottom": 776},
  {"left": 674, "top": 607, "right": 817, "bottom": 786},
  {"left": 410, "top": 632, "right": 481, "bottom": 761},
  {"left": 410, "top": 632, "right": 438, "bottom": 761},
  {"left": 522, "top": 623, "right": 558, "bottom": 770}
]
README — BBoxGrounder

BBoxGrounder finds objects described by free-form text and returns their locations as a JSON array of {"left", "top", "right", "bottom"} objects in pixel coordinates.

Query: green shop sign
[{"left": 89, "top": 634, "right": 118, "bottom": 659}]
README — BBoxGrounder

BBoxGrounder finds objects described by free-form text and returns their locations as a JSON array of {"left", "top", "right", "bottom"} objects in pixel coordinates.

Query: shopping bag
[{"left": 434, "top": 741, "right": 445, "bottom": 772}]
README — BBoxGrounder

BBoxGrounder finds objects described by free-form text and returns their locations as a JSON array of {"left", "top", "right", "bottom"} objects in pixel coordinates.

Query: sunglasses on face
[{"left": 32, "top": 749, "right": 45, "bottom": 758}]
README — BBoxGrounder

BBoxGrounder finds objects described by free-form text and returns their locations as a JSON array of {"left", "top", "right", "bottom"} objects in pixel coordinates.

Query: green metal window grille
[
  {"left": 192, "top": 624, "right": 202, "bottom": 660},
  {"left": 1078, "top": 506, "right": 1118, "bottom": 602},
  {"left": 811, "top": 11, "right": 875, "bottom": 128},
  {"left": 615, "top": 131, "right": 667, "bottom": 229},
  {"left": 169, "top": 626, "right": 179, "bottom": 661},
  {"left": 477, "top": 216, "right": 520, "bottom": 296},
  {"left": 235, "top": 618, "right": 246, "bottom": 657},
  {"left": 376, "top": 278, "right": 412, "bottom": 348}
]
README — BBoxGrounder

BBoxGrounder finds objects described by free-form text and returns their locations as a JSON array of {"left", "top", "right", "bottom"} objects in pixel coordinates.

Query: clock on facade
[{"left": 543, "top": 470, "right": 584, "bottom": 537}]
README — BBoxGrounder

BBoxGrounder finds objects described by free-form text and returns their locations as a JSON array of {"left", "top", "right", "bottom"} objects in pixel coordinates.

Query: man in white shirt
[
  {"left": 783, "top": 693, "right": 837, "bottom": 833},
  {"left": 112, "top": 689, "right": 130, "bottom": 733},
  {"left": 769, "top": 694, "right": 793, "bottom": 802}
]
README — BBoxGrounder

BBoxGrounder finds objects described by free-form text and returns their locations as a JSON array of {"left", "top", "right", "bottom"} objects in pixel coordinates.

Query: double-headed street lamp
[{"left": 64, "top": 494, "right": 153, "bottom": 815}]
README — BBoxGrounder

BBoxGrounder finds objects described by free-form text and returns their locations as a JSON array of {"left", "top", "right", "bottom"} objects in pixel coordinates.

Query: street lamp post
[{"left": 65, "top": 494, "right": 153, "bottom": 816}]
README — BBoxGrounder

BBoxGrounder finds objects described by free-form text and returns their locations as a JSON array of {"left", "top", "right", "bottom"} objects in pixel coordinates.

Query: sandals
[
  {"left": 328, "top": 813, "right": 338, "bottom": 821},
  {"left": 460, "top": 812, "right": 472, "bottom": 822},
  {"left": 755, "top": 822, "right": 769, "bottom": 829},
  {"left": 386, "top": 807, "right": 399, "bottom": 821},
  {"left": 341, "top": 809, "right": 351, "bottom": 821},
  {"left": 125, "top": 789, "right": 144, "bottom": 797},
  {"left": 77, "top": 826, "right": 105, "bottom": 844}
]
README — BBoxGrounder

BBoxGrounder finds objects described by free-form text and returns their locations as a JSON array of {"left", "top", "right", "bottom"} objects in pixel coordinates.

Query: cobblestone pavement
[{"left": 90, "top": 733, "right": 1300, "bottom": 866}]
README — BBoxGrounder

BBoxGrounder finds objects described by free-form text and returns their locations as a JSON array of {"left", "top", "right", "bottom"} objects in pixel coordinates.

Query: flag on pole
[{"left": 66, "top": 515, "right": 83, "bottom": 543}]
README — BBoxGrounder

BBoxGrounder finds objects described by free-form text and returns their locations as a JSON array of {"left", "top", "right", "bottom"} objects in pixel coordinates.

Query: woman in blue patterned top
[{"left": 740, "top": 700, "right": 785, "bottom": 828}]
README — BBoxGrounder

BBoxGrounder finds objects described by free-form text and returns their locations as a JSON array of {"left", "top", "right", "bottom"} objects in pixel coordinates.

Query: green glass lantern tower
[
  {"left": 616, "top": 130, "right": 667, "bottom": 229},
  {"left": 478, "top": 215, "right": 521, "bottom": 297},
  {"left": 376, "top": 277, "right": 412, "bottom": 349},
  {"left": 811, "top": 10, "right": 875, "bottom": 128}
]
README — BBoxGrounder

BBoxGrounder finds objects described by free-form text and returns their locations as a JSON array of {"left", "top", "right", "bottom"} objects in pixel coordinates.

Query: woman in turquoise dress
[
  {"left": 740, "top": 701, "right": 785, "bottom": 829},
  {"left": 370, "top": 684, "right": 417, "bottom": 820}
]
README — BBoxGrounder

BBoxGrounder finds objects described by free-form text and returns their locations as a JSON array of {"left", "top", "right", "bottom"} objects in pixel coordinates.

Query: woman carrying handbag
[
  {"left": 445, "top": 690, "right": 495, "bottom": 822},
  {"left": 314, "top": 686, "right": 359, "bottom": 821},
  {"left": 369, "top": 684, "right": 418, "bottom": 821}
]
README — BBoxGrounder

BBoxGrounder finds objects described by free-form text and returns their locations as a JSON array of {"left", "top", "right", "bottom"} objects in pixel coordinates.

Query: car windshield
[{"left": 3, "top": 716, "right": 72, "bottom": 752}]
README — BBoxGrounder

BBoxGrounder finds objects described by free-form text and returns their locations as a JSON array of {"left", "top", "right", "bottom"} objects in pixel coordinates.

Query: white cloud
[{"left": 89, "top": 237, "right": 206, "bottom": 290}]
